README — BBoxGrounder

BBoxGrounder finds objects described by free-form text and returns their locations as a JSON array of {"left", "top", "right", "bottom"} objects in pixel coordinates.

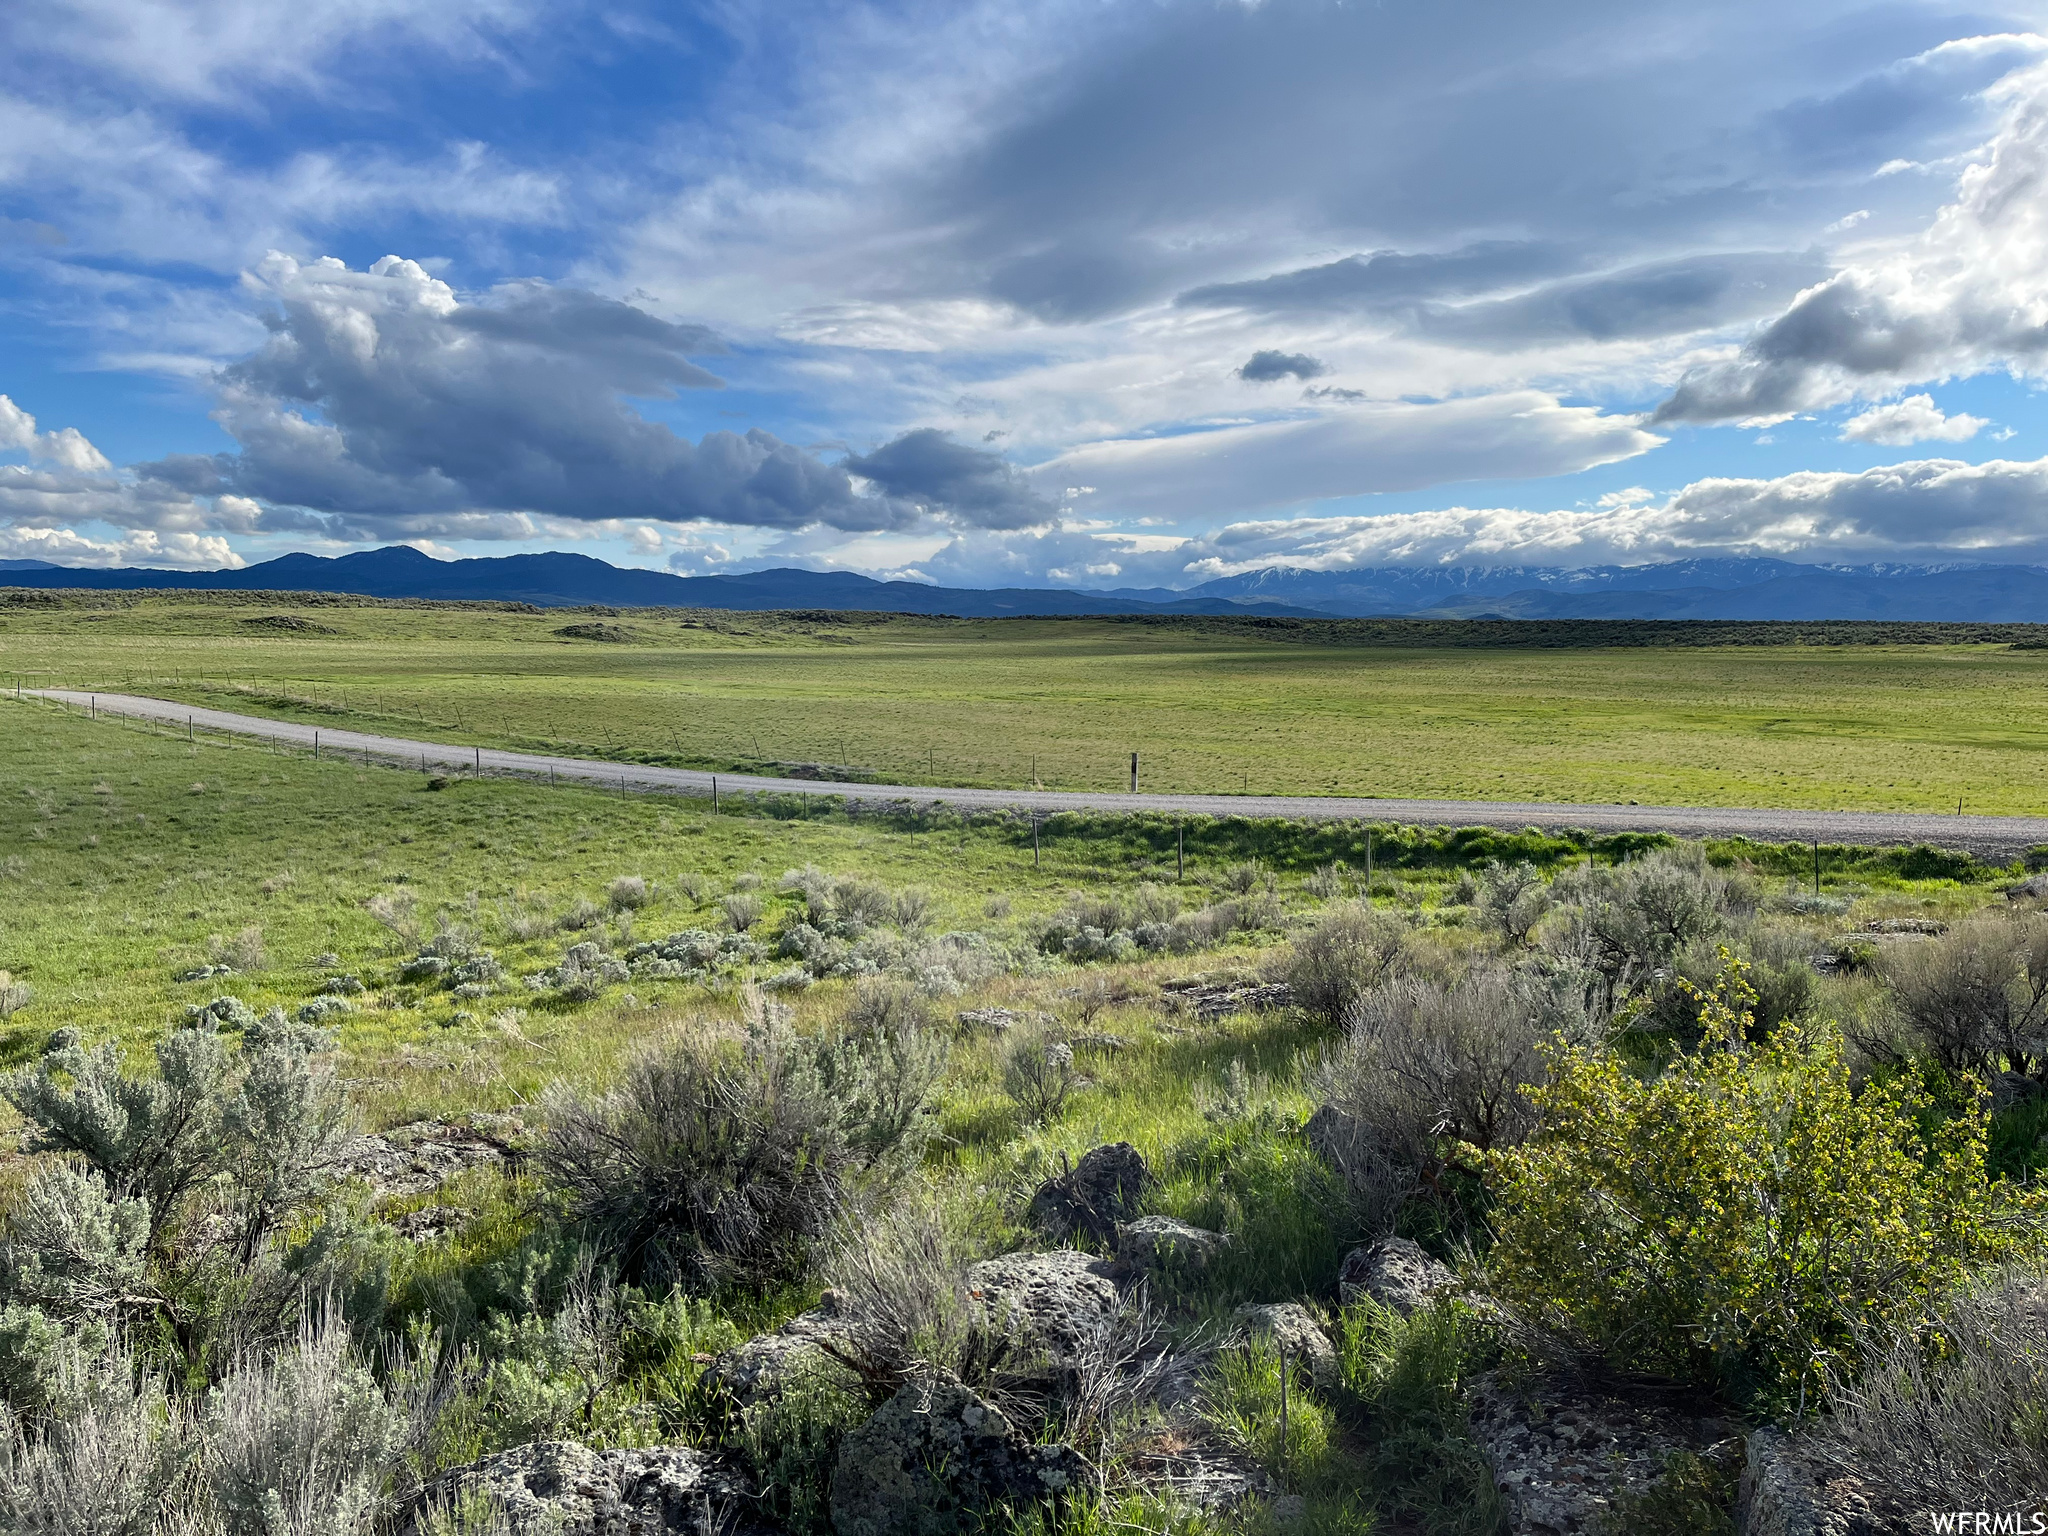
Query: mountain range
[{"left": 4, "top": 546, "right": 2046, "bottom": 620}]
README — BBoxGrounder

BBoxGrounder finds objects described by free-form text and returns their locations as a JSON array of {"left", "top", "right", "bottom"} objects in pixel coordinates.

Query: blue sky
[{"left": 4, "top": 0, "right": 2048, "bottom": 586}]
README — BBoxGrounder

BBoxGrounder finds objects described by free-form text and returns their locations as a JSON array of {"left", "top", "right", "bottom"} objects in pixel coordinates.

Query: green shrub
[
  {"left": 535, "top": 997, "right": 944, "bottom": 1292},
  {"left": 1486, "top": 963, "right": 2044, "bottom": 1413},
  {"left": 1284, "top": 904, "right": 1407, "bottom": 1025}
]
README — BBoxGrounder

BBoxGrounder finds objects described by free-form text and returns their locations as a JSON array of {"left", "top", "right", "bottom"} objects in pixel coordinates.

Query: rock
[
  {"left": 1857, "top": 917, "right": 1947, "bottom": 936},
  {"left": 1338, "top": 1237, "right": 1455, "bottom": 1315},
  {"left": 335, "top": 1119, "right": 516, "bottom": 1200},
  {"left": 411, "top": 1441, "right": 757, "bottom": 1535},
  {"left": 703, "top": 1292, "right": 860, "bottom": 1411},
  {"left": 829, "top": 1370, "right": 1086, "bottom": 1536},
  {"left": 956, "top": 1007, "right": 1051, "bottom": 1033},
  {"left": 1027, "top": 1142, "right": 1150, "bottom": 1244},
  {"left": 1467, "top": 1376, "right": 1741, "bottom": 1536},
  {"left": 965, "top": 1248, "right": 1121, "bottom": 1364},
  {"left": 1115, "top": 1216, "right": 1231, "bottom": 1281},
  {"left": 390, "top": 1206, "right": 466, "bottom": 1244},
  {"left": 2008, "top": 873, "right": 2048, "bottom": 903},
  {"left": 1737, "top": 1428, "right": 1918, "bottom": 1536},
  {"left": 1160, "top": 975, "right": 1294, "bottom": 1020},
  {"left": 1231, "top": 1303, "right": 1337, "bottom": 1387}
]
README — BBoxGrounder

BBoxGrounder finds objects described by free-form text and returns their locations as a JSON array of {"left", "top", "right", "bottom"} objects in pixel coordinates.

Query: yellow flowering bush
[{"left": 1486, "top": 954, "right": 2043, "bottom": 1413}]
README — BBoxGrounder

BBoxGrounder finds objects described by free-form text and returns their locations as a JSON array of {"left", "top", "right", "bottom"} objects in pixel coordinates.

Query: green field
[
  {"left": 4, "top": 592, "right": 2047, "bottom": 812},
  {"left": 1, "top": 622, "right": 2040, "bottom": 1533}
]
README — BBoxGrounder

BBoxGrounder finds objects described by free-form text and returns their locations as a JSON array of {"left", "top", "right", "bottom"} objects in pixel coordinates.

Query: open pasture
[{"left": 3, "top": 592, "right": 2047, "bottom": 814}]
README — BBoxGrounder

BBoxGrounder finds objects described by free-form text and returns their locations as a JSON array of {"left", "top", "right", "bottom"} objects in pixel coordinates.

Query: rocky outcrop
[
  {"left": 1338, "top": 1237, "right": 1455, "bottom": 1314},
  {"left": 412, "top": 1441, "right": 756, "bottom": 1535},
  {"left": 1026, "top": 1142, "right": 1150, "bottom": 1244},
  {"left": 337, "top": 1118, "right": 518, "bottom": 1200},
  {"left": 1160, "top": 975, "right": 1293, "bottom": 1020},
  {"left": 829, "top": 1371, "right": 1086, "bottom": 1536},
  {"left": 1737, "top": 1428, "right": 1918, "bottom": 1536},
  {"left": 1468, "top": 1377, "right": 1740, "bottom": 1536},
  {"left": 702, "top": 1291, "right": 859, "bottom": 1411},
  {"left": 965, "top": 1248, "right": 1121, "bottom": 1364},
  {"left": 1231, "top": 1302, "right": 1337, "bottom": 1387},
  {"left": 1114, "top": 1216, "right": 1230, "bottom": 1282}
]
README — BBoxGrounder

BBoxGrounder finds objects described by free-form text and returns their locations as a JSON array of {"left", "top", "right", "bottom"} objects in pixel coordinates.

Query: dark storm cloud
[
  {"left": 128, "top": 255, "right": 1043, "bottom": 536},
  {"left": 1236, "top": 350, "right": 1327, "bottom": 383},
  {"left": 841, "top": 428, "right": 1053, "bottom": 529}
]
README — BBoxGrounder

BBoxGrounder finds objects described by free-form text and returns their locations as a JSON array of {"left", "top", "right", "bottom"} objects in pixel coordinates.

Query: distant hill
[
  {"left": 6, "top": 545, "right": 2045, "bottom": 620},
  {"left": 0, "top": 546, "right": 1320, "bottom": 617},
  {"left": 1163, "top": 559, "right": 2048, "bottom": 620}
]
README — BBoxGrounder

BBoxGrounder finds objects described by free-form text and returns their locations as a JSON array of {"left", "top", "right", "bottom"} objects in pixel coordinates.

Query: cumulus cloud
[
  {"left": 1839, "top": 393, "right": 1987, "bottom": 443},
  {"left": 126, "top": 254, "right": 1045, "bottom": 541},
  {"left": 1026, "top": 393, "right": 1662, "bottom": 520},
  {"left": 914, "top": 450, "right": 2048, "bottom": 586},
  {"left": 0, "top": 395, "right": 112, "bottom": 472},
  {"left": 1658, "top": 60, "right": 2048, "bottom": 424},
  {"left": 1236, "top": 350, "right": 1326, "bottom": 383}
]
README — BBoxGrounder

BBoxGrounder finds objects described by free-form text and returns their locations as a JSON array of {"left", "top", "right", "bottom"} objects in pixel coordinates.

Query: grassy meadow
[
  {"left": 4, "top": 591, "right": 2048, "bottom": 811},
  {"left": 3, "top": 601, "right": 2047, "bottom": 1533}
]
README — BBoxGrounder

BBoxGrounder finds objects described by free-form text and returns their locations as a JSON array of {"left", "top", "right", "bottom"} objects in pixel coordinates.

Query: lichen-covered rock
[
  {"left": 703, "top": 1291, "right": 859, "bottom": 1411},
  {"left": 411, "top": 1440, "right": 757, "bottom": 1535},
  {"left": 1468, "top": 1376, "right": 1740, "bottom": 1536},
  {"left": 965, "top": 1248, "right": 1121, "bottom": 1364},
  {"left": 829, "top": 1371, "right": 1086, "bottom": 1536},
  {"left": 1027, "top": 1142, "right": 1150, "bottom": 1244},
  {"left": 1159, "top": 975, "right": 1294, "bottom": 1019},
  {"left": 1737, "top": 1428, "right": 1919, "bottom": 1536},
  {"left": 1337, "top": 1237, "right": 1455, "bottom": 1314},
  {"left": 1115, "top": 1216, "right": 1230, "bottom": 1281},
  {"left": 1231, "top": 1302, "right": 1337, "bottom": 1387},
  {"left": 337, "top": 1118, "right": 517, "bottom": 1200}
]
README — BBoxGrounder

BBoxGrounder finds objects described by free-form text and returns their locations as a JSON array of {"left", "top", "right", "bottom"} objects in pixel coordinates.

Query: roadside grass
[{"left": 4, "top": 593, "right": 2048, "bottom": 812}]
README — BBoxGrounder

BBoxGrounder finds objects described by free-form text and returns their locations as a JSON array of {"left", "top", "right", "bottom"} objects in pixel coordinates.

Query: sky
[{"left": 5, "top": 0, "right": 2048, "bottom": 588}]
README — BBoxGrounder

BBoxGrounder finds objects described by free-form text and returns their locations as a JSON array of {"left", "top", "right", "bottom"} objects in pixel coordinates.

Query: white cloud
[
  {"left": 1026, "top": 393, "right": 1662, "bottom": 519},
  {"left": 916, "top": 451, "right": 2048, "bottom": 586},
  {"left": 0, "top": 394, "right": 112, "bottom": 471},
  {"left": 1661, "top": 57, "right": 2048, "bottom": 423},
  {"left": 1839, "top": 393, "right": 1987, "bottom": 443},
  {"left": 0, "top": 523, "right": 241, "bottom": 568}
]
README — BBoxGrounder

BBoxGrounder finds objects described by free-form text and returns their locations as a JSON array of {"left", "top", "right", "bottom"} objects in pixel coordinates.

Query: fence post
[
  {"left": 1130, "top": 752, "right": 1138, "bottom": 794},
  {"left": 1177, "top": 820, "right": 1184, "bottom": 881},
  {"left": 313, "top": 731, "right": 319, "bottom": 760},
  {"left": 1033, "top": 814, "right": 1040, "bottom": 871},
  {"left": 712, "top": 775, "right": 719, "bottom": 812}
]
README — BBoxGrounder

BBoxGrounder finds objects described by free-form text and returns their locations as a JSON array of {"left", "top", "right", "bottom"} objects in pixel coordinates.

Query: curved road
[{"left": 29, "top": 689, "right": 2048, "bottom": 859}]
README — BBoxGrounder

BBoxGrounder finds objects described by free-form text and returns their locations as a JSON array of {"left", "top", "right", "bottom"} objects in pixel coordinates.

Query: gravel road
[{"left": 32, "top": 689, "right": 2048, "bottom": 859}]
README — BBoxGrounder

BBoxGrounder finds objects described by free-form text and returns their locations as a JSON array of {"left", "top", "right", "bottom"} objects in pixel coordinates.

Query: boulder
[
  {"left": 703, "top": 1292, "right": 859, "bottom": 1412},
  {"left": 1467, "top": 1377, "right": 1740, "bottom": 1536},
  {"left": 411, "top": 1441, "right": 756, "bottom": 1535},
  {"left": 965, "top": 1248, "right": 1121, "bottom": 1364},
  {"left": 1118, "top": 1428, "right": 1275, "bottom": 1511},
  {"left": 829, "top": 1370, "right": 1085, "bottom": 1536},
  {"left": 2008, "top": 873, "right": 2048, "bottom": 903},
  {"left": 337, "top": 1118, "right": 517, "bottom": 1200},
  {"left": 1026, "top": 1142, "right": 1150, "bottom": 1244},
  {"left": 1160, "top": 975, "right": 1294, "bottom": 1020},
  {"left": 1737, "top": 1428, "right": 1919, "bottom": 1536},
  {"left": 1115, "top": 1216, "right": 1231, "bottom": 1282},
  {"left": 1231, "top": 1302, "right": 1337, "bottom": 1387},
  {"left": 1338, "top": 1237, "right": 1455, "bottom": 1315}
]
